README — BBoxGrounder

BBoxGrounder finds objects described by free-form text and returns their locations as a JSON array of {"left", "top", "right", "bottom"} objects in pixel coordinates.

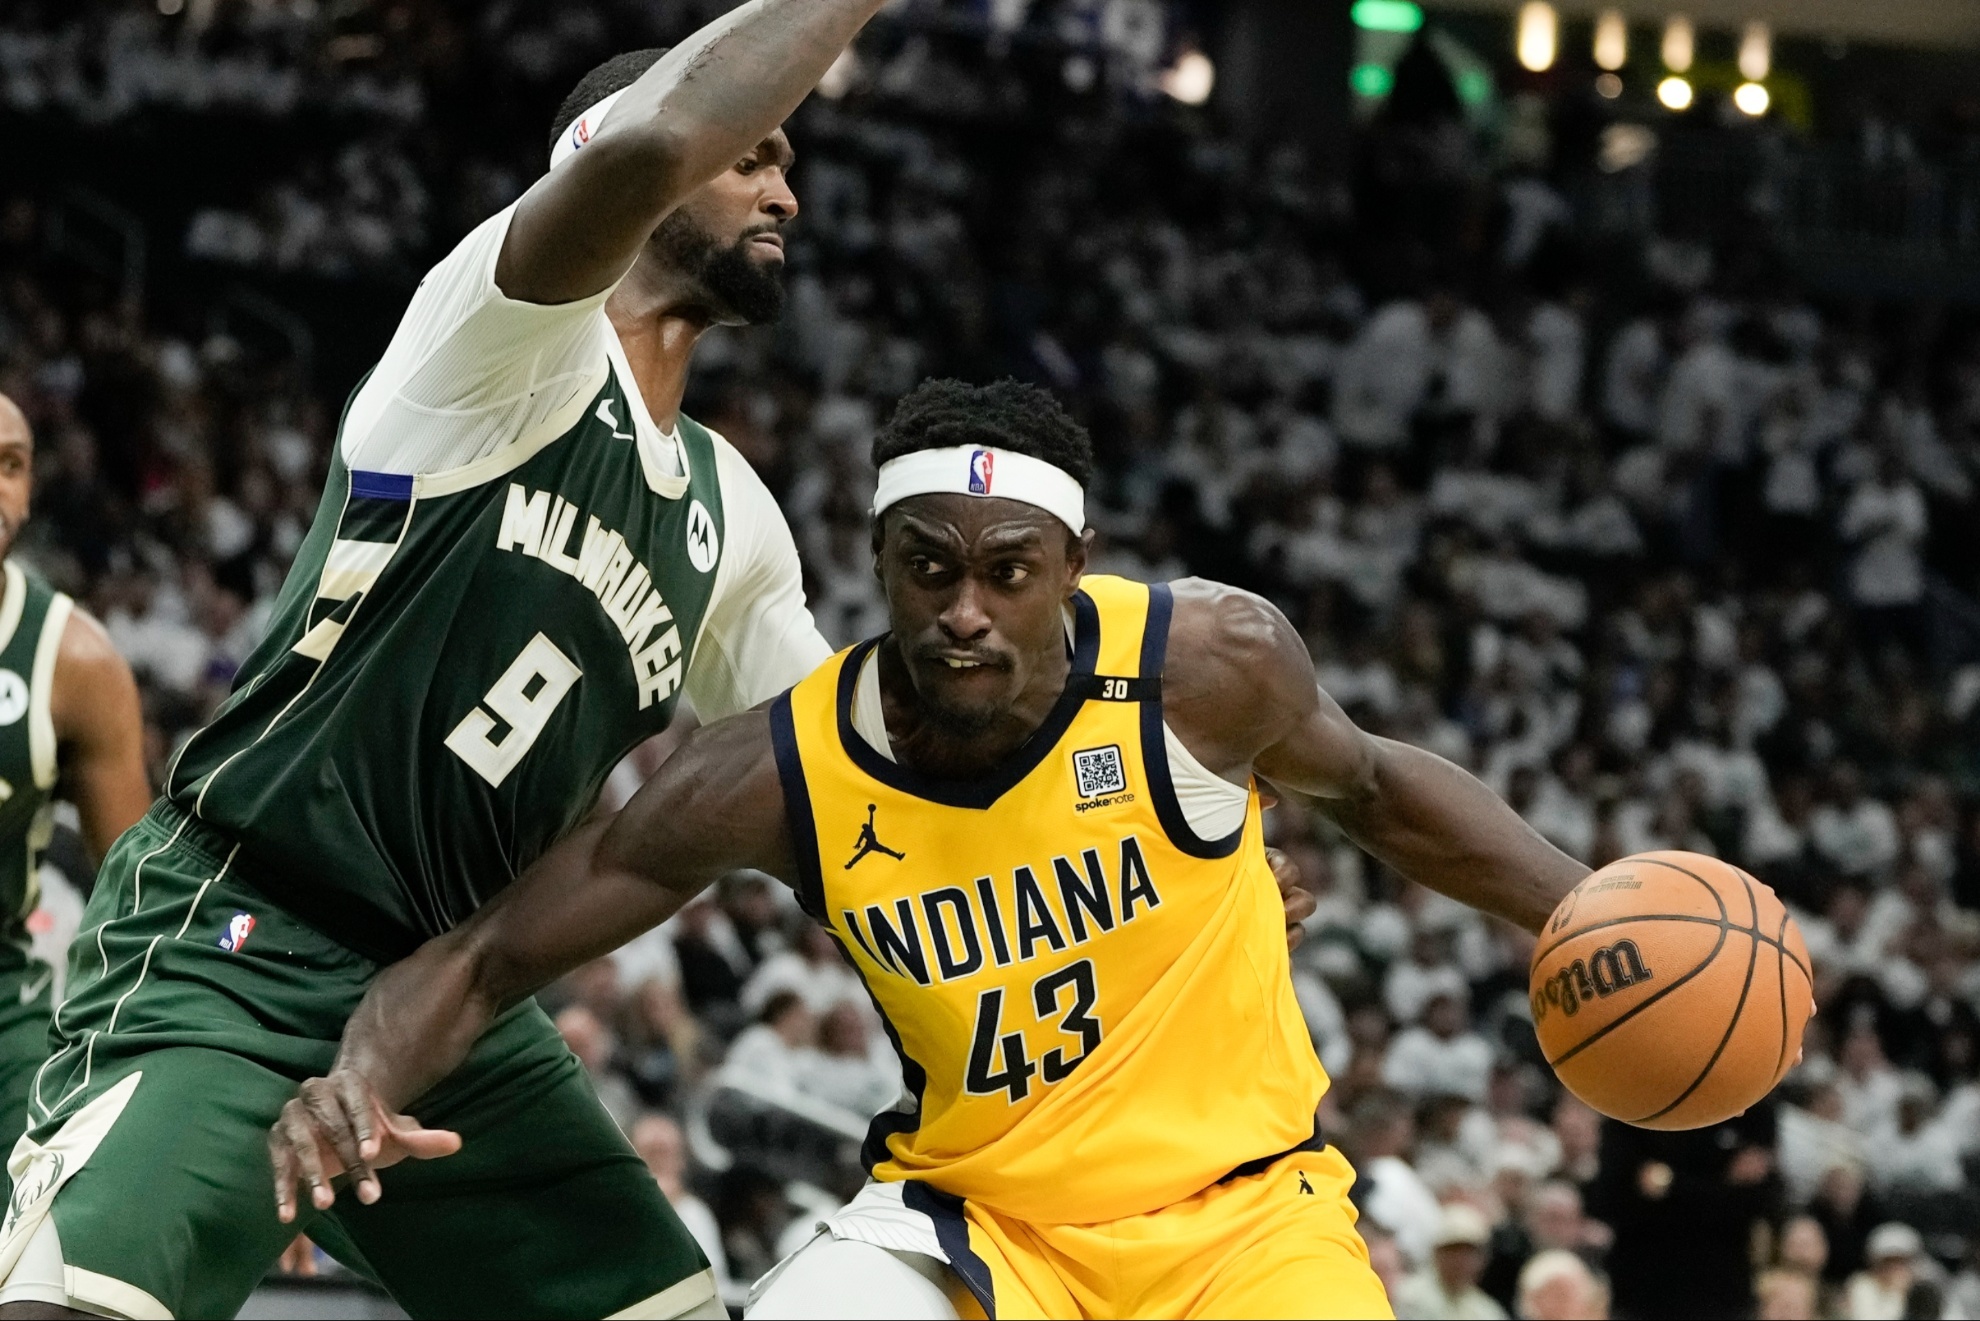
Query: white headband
[
  {"left": 550, "top": 88, "right": 628, "bottom": 169},
  {"left": 872, "top": 445, "right": 1086, "bottom": 535}
]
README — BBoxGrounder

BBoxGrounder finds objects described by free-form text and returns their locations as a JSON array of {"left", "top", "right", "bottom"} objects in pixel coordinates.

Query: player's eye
[
  {"left": 996, "top": 563, "right": 1031, "bottom": 584},
  {"left": 909, "top": 555, "right": 944, "bottom": 577},
  {"left": 737, "top": 158, "right": 759, "bottom": 174}
]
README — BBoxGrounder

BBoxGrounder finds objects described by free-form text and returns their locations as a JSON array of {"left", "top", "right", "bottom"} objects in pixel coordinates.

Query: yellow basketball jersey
[{"left": 769, "top": 575, "right": 1328, "bottom": 1225}]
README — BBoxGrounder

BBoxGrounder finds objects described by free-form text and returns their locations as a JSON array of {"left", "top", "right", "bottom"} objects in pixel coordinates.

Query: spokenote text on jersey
[
  {"left": 840, "top": 833, "right": 1164, "bottom": 987},
  {"left": 495, "top": 483, "right": 688, "bottom": 709}
]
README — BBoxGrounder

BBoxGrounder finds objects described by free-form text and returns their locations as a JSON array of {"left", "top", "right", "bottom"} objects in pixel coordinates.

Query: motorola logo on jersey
[
  {"left": 968, "top": 449, "right": 994, "bottom": 496},
  {"left": 686, "top": 500, "right": 720, "bottom": 574},
  {"left": 0, "top": 671, "right": 27, "bottom": 727}
]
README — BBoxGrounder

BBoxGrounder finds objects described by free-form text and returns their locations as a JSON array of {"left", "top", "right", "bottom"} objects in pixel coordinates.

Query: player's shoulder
[
  {"left": 54, "top": 603, "right": 130, "bottom": 678},
  {"left": 1156, "top": 577, "right": 1314, "bottom": 736},
  {"left": 1161, "top": 578, "right": 1304, "bottom": 683}
]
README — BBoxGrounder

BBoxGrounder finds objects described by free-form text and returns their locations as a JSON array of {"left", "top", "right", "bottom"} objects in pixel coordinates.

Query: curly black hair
[
  {"left": 548, "top": 49, "right": 670, "bottom": 158},
  {"left": 871, "top": 378, "right": 1095, "bottom": 489}
]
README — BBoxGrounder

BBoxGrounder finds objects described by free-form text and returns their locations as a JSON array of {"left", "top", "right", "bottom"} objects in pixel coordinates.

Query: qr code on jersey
[{"left": 1072, "top": 745, "right": 1127, "bottom": 798}]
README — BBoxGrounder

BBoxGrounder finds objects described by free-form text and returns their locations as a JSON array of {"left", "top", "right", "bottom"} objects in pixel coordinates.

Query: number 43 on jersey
[{"left": 965, "top": 958, "right": 1103, "bottom": 1103}]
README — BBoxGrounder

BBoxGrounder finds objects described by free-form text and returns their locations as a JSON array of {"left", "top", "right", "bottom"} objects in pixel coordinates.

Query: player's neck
[
  {"left": 875, "top": 637, "right": 1070, "bottom": 780},
  {"left": 605, "top": 284, "right": 712, "bottom": 432}
]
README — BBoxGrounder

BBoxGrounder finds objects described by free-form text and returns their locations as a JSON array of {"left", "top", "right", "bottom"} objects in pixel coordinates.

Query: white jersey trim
[
  {"left": 28, "top": 594, "right": 71, "bottom": 792},
  {"left": 0, "top": 563, "right": 26, "bottom": 656}
]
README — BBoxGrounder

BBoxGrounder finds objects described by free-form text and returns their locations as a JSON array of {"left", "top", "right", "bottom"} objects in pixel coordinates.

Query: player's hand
[
  {"left": 269, "top": 1071, "right": 462, "bottom": 1223},
  {"left": 1266, "top": 847, "right": 1316, "bottom": 952}
]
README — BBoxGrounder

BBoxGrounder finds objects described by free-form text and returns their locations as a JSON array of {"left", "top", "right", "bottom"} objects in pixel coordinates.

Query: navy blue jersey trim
[
  {"left": 1216, "top": 1120, "right": 1328, "bottom": 1185},
  {"left": 349, "top": 469, "right": 415, "bottom": 501},
  {"left": 833, "top": 591, "right": 1101, "bottom": 810},
  {"left": 772, "top": 690, "right": 932, "bottom": 1176},
  {"left": 768, "top": 693, "right": 826, "bottom": 922},
  {"left": 902, "top": 1183, "right": 996, "bottom": 1319},
  {"left": 1138, "top": 584, "right": 1244, "bottom": 859}
]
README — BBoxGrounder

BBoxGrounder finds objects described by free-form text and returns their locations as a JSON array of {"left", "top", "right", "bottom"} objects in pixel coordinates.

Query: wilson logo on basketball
[{"left": 1534, "top": 940, "right": 1653, "bottom": 1020}]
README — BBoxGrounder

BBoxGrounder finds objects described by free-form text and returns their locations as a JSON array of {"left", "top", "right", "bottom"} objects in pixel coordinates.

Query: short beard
[{"left": 652, "top": 210, "right": 786, "bottom": 325}]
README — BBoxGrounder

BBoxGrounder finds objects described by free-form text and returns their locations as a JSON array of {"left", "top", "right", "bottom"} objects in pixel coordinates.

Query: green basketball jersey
[
  {"left": 0, "top": 562, "right": 73, "bottom": 970},
  {"left": 167, "top": 381, "right": 731, "bottom": 962}
]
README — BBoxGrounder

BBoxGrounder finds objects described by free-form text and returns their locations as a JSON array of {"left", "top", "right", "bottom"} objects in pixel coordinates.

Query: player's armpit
[{"left": 49, "top": 606, "right": 150, "bottom": 860}]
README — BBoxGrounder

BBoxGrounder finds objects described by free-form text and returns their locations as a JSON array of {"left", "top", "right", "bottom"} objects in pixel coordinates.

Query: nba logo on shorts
[
  {"left": 968, "top": 449, "right": 994, "bottom": 495},
  {"left": 218, "top": 912, "right": 256, "bottom": 953}
]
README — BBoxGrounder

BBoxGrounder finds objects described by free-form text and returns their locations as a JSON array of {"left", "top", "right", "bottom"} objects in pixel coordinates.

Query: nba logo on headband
[{"left": 968, "top": 450, "right": 994, "bottom": 495}]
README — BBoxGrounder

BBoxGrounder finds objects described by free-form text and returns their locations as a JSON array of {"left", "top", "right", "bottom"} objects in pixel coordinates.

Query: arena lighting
[
  {"left": 1160, "top": 50, "right": 1215, "bottom": 105},
  {"left": 1595, "top": 72, "right": 1623, "bottom": 98},
  {"left": 1657, "top": 75, "right": 1693, "bottom": 110},
  {"left": 1661, "top": 15, "right": 1694, "bottom": 73},
  {"left": 156, "top": 0, "right": 183, "bottom": 12},
  {"left": 1350, "top": 1, "right": 1423, "bottom": 34},
  {"left": 1734, "top": 81, "right": 1770, "bottom": 115},
  {"left": 1593, "top": 10, "right": 1627, "bottom": 71},
  {"left": 1516, "top": 3, "right": 1558, "bottom": 73},
  {"left": 1351, "top": 63, "right": 1395, "bottom": 97},
  {"left": 1739, "top": 21, "right": 1771, "bottom": 81}
]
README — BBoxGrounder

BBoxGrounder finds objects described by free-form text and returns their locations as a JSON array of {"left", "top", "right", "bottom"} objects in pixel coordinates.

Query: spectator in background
[
  {"left": 719, "top": 990, "right": 818, "bottom": 1103},
  {"left": 1515, "top": 1249, "right": 1609, "bottom": 1320},
  {"left": 1351, "top": 1088, "right": 1445, "bottom": 1267},
  {"left": 1844, "top": 1222, "right": 1925, "bottom": 1321},
  {"left": 1838, "top": 447, "right": 1929, "bottom": 659},
  {"left": 1384, "top": 989, "right": 1494, "bottom": 1103},
  {"left": 1393, "top": 1202, "right": 1509, "bottom": 1320},
  {"left": 632, "top": 1112, "right": 731, "bottom": 1300},
  {"left": 555, "top": 1003, "right": 640, "bottom": 1134},
  {"left": 1589, "top": 1104, "right": 1779, "bottom": 1318},
  {"left": 1755, "top": 1267, "right": 1821, "bottom": 1321}
]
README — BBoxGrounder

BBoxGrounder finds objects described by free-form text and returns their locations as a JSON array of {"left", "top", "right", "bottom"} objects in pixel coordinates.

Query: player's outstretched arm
[
  {"left": 1162, "top": 580, "right": 1587, "bottom": 934},
  {"left": 497, "top": 0, "right": 887, "bottom": 305},
  {"left": 269, "top": 710, "right": 792, "bottom": 1222}
]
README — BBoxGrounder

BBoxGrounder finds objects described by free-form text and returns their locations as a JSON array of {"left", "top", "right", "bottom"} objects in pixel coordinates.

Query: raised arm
[
  {"left": 497, "top": 0, "right": 886, "bottom": 305},
  {"left": 1162, "top": 580, "right": 1587, "bottom": 933},
  {"left": 270, "top": 710, "right": 791, "bottom": 1221}
]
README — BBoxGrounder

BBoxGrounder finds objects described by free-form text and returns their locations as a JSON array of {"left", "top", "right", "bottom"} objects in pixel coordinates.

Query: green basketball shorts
[
  {"left": 0, "top": 802, "right": 713, "bottom": 1320},
  {"left": 0, "top": 954, "right": 54, "bottom": 1209}
]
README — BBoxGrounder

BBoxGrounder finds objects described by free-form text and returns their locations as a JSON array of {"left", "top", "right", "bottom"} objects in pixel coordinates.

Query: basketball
[{"left": 1529, "top": 851, "right": 1813, "bottom": 1131}]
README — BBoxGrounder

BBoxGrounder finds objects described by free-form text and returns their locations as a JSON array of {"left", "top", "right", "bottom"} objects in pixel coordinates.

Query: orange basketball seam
[
  {"left": 1630, "top": 867, "right": 1764, "bottom": 1126},
  {"left": 1541, "top": 864, "right": 1730, "bottom": 1072},
  {"left": 1533, "top": 855, "right": 1813, "bottom": 983},
  {"left": 1532, "top": 912, "right": 1808, "bottom": 982}
]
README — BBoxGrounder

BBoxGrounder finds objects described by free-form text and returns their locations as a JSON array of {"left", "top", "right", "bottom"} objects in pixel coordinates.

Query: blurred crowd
[{"left": 5, "top": 1, "right": 1980, "bottom": 1317}]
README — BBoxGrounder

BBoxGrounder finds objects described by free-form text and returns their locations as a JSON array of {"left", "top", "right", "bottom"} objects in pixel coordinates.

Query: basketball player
[
  {"left": 0, "top": 396, "right": 149, "bottom": 1196},
  {"left": 0, "top": 3, "right": 896, "bottom": 1317},
  {"left": 267, "top": 380, "right": 1589, "bottom": 1319}
]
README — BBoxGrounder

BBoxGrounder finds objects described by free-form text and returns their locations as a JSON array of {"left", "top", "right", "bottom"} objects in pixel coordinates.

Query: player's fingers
[
  {"left": 268, "top": 1126, "right": 302, "bottom": 1224},
  {"left": 1282, "top": 885, "right": 1317, "bottom": 926},
  {"left": 383, "top": 1112, "right": 463, "bottom": 1161},
  {"left": 299, "top": 1080, "right": 370, "bottom": 1196},
  {"left": 276, "top": 1104, "right": 336, "bottom": 1212},
  {"left": 333, "top": 1072, "right": 381, "bottom": 1164}
]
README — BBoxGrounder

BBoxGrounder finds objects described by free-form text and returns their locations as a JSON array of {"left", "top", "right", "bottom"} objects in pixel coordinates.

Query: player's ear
[
  {"left": 1065, "top": 527, "right": 1094, "bottom": 590},
  {"left": 870, "top": 518, "right": 886, "bottom": 582}
]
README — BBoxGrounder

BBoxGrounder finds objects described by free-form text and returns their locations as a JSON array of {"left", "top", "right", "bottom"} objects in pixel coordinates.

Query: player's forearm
[
  {"left": 606, "top": 0, "right": 883, "bottom": 200},
  {"left": 1316, "top": 736, "right": 1587, "bottom": 933},
  {"left": 336, "top": 821, "right": 700, "bottom": 1110}
]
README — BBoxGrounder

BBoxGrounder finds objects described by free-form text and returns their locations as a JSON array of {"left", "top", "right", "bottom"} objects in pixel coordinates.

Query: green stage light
[
  {"left": 1351, "top": 1, "right": 1423, "bottom": 34},
  {"left": 1351, "top": 63, "right": 1396, "bottom": 96}
]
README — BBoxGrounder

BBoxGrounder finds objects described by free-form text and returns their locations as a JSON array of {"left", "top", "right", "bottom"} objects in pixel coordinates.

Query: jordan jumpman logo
[{"left": 845, "top": 804, "right": 906, "bottom": 869}]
